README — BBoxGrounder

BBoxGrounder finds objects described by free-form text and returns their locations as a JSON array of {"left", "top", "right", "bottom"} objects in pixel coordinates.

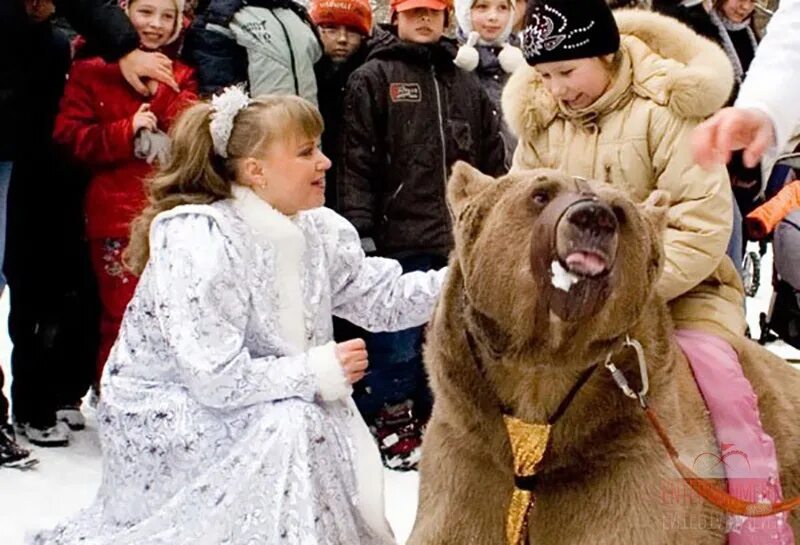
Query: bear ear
[
  {"left": 638, "top": 190, "right": 669, "bottom": 233},
  {"left": 448, "top": 161, "right": 495, "bottom": 215}
]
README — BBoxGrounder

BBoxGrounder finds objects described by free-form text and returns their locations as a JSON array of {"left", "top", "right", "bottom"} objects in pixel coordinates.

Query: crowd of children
[
  {"left": 1, "top": 0, "right": 799, "bottom": 542},
  {"left": 0, "top": 0, "right": 520, "bottom": 470}
]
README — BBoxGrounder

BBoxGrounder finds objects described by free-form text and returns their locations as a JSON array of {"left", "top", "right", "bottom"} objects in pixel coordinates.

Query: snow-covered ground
[{"left": 1, "top": 244, "right": 799, "bottom": 544}]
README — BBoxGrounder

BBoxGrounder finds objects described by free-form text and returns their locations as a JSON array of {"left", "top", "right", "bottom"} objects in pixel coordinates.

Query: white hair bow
[{"left": 209, "top": 86, "right": 252, "bottom": 158}]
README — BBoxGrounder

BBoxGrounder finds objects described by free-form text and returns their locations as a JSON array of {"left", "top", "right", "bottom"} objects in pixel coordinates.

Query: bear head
[{"left": 448, "top": 161, "right": 669, "bottom": 350}]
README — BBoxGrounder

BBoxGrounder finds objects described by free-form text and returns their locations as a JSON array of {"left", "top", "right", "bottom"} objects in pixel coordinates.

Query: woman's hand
[
  {"left": 692, "top": 107, "right": 776, "bottom": 169},
  {"left": 335, "top": 338, "right": 368, "bottom": 384},
  {"left": 119, "top": 49, "right": 179, "bottom": 96},
  {"left": 132, "top": 103, "right": 158, "bottom": 134}
]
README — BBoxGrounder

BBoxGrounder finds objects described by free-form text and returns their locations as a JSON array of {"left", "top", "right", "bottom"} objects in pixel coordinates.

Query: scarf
[{"left": 708, "top": 9, "right": 759, "bottom": 84}]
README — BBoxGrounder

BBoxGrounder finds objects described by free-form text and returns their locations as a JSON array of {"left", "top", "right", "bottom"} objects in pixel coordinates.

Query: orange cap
[
  {"left": 309, "top": 0, "right": 373, "bottom": 36},
  {"left": 390, "top": 0, "right": 452, "bottom": 12}
]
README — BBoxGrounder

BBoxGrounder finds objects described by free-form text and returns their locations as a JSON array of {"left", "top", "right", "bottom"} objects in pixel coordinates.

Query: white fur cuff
[{"left": 309, "top": 342, "right": 352, "bottom": 401}]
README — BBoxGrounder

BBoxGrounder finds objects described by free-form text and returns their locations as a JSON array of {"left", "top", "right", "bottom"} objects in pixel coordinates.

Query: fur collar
[
  {"left": 230, "top": 184, "right": 307, "bottom": 351},
  {"left": 230, "top": 185, "right": 305, "bottom": 246},
  {"left": 502, "top": 9, "right": 735, "bottom": 136}
]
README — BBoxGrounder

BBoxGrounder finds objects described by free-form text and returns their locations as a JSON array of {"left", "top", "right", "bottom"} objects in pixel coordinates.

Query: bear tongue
[{"left": 565, "top": 251, "right": 606, "bottom": 277}]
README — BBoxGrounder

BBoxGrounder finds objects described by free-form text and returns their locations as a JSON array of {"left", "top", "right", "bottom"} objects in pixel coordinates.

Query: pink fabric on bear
[{"left": 675, "top": 328, "right": 793, "bottom": 545}]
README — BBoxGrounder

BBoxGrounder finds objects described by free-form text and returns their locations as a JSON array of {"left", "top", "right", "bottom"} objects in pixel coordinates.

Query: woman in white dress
[{"left": 31, "top": 89, "right": 446, "bottom": 545}]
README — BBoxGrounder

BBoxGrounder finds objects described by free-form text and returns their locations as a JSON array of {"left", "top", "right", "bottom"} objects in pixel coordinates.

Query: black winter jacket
[
  {"left": 652, "top": 0, "right": 721, "bottom": 43},
  {"left": 469, "top": 36, "right": 521, "bottom": 169},
  {"left": 338, "top": 27, "right": 506, "bottom": 259},
  {"left": 315, "top": 43, "right": 371, "bottom": 212},
  {"left": 0, "top": 0, "right": 138, "bottom": 160}
]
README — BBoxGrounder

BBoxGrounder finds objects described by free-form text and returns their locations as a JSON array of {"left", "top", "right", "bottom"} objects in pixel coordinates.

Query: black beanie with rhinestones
[{"left": 521, "top": 0, "right": 621, "bottom": 65}]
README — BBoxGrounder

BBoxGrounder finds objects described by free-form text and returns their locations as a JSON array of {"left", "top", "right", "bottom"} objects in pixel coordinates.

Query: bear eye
[{"left": 532, "top": 191, "right": 550, "bottom": 206}]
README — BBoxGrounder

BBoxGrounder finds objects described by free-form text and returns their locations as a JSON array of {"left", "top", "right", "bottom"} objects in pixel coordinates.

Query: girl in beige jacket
[{"left": 503, "top": 1, "right": 792, "bottom": 543}]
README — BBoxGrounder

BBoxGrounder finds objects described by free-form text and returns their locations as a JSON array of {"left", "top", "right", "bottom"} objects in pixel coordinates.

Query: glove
[
  {"left": 134, "top": 128, "right": 172, "bottom": 165},
  {"left": 744, "top": 217, "right": 767, "bottom": 240},
  {"left": 454, "top": 31, "right": 480, "bottom": 72},
  {"left": 498, "top": 43, "right": 526, "bottom": 74}
]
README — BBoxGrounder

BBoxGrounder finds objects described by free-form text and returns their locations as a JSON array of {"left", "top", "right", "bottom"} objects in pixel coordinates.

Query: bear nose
[{"left": 564, "top": 200, "right": 618, "bottom": 235}]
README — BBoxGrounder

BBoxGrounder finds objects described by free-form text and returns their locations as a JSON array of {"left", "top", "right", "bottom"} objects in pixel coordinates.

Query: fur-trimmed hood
[{"left": 502, "top": 9, "right": 735, "bottom": 136}]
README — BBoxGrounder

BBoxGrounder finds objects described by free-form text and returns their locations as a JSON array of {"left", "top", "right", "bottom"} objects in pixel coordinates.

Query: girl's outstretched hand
[{"left": 335, "top": 338, "right": 368, "bottom": 384}]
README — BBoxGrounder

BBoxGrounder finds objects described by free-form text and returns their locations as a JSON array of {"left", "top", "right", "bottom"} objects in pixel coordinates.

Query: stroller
[
  {"left": 737, "top": 152, "right": 791, "bottom": 298},
  {"left": 753, "top": 153, "right": 800, "bottom": 351}
]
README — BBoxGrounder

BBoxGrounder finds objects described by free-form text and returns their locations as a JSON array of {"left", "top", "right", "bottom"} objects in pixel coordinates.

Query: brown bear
[{"left": 407, "top": 163, "right": 800, "bottom": 545}]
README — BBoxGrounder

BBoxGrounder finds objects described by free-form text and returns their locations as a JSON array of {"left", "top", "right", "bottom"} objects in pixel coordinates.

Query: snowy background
[{"left": 1, "top": 245, "right": 799, "bottom": 545}]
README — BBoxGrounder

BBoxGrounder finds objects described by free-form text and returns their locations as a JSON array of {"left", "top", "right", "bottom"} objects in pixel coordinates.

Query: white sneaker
[
  {"left": 19, "top": 421, "right": 70, "bottom": 447},
  {"left": 56, "top": 407, "right": 86, "bottom": 430}
]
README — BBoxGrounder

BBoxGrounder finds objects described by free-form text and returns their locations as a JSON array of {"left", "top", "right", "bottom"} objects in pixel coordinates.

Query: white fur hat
[
  {"left": 122, "top": 0, "right": 185, "bottom": 45},
  {"left": 455, "top": 0, "right": 516, "bottom": 46}
]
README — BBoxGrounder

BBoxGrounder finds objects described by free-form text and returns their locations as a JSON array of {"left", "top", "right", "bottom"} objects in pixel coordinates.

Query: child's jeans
[
  {"left": 89, "top": 238, "right": 138, "bottom": 384},
  {"left": 675, "top": 329, "right": 793, "bottom": 544},
  {"left": 352, "top": 253, "right": 447, "bottom": 424}
]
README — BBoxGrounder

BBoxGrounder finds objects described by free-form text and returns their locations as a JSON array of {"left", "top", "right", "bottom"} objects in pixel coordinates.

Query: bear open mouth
[{"left": 563, "top": 250, "right": 609, "bottom": 278}]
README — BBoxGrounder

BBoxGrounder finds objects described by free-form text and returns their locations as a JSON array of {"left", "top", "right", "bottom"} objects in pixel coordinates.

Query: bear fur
[{"left": 407, "top": 163, "right": 800, "bottom": 545}]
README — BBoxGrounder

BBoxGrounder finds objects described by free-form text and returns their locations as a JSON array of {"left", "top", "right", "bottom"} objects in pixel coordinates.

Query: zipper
[
  {"left": 390, "top": 182, "right": 405, "bottom": 202},
  {"left": 431, "top": 66, "right": 454, "bottom": 222},
  {"left": 383, "top": 183, "right": 405, "bottom": 223}
]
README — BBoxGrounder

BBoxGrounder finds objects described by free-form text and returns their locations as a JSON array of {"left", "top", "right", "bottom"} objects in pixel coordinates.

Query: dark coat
[
  {"left": 652, "top": 0, "right": 721, "bottom": 43},
  {"left": 0, "top": 0, "right": 138, "bottom": 160},
  {"left": 471, "top": 38, "right": 520, "bottom": 168},
  {"left": 53, "top": 0, "right": 139, "bottom": 60},
  {"left": 182, "top": 0, "right": 249, "bottom": 96},
  {"left": 314, "top": 43, "right": 370, "bottom": 212},
  {"left": 338, "top": 26, "right": 507, "bottom": 259}
]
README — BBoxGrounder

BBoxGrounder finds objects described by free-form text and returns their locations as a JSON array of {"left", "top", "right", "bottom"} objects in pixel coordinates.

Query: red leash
[
  {"left": 643, "top": 407, "right": 800, "bottom": 517},
  {"left": 608, "top": 337, "right": 800, "bottom": 517}
]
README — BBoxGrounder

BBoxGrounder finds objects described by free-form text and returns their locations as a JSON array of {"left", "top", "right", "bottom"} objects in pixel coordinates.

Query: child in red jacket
[{"left": 54, "top": 0, "right": 198, "bottom": 384}]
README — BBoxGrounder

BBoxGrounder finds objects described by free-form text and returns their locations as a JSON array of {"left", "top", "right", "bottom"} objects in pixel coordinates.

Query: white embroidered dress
[{"left": 31, "top": 187, "right": 446, "bottom": 545}]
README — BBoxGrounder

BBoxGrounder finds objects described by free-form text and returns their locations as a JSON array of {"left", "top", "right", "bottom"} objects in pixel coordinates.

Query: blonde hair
[{"left": 124, "top": 94, "right": 324, "bottom": 275}]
